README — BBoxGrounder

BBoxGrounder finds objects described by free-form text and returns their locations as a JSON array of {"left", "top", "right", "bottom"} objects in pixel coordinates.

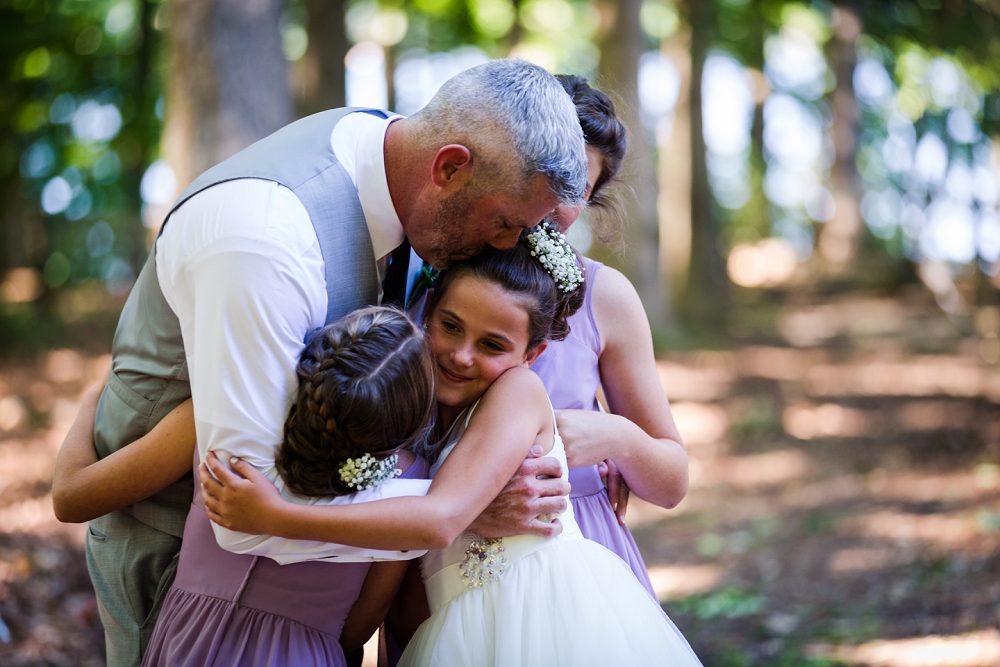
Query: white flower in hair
[
  {"left": 525, "top": 224, "right": 585, "bottom": 293},
  {"left": 338, "top": 453, "right": 401, "bottom": 491}
]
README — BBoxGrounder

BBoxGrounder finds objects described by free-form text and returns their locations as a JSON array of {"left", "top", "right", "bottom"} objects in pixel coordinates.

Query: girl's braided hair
[{"left": 276, "top": 307, "right": 435, "bottom": 497}]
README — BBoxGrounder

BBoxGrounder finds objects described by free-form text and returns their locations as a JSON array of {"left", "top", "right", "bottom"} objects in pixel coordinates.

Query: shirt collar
[{"left": 355, "top": 114, "right": 404, "bottom": 262}]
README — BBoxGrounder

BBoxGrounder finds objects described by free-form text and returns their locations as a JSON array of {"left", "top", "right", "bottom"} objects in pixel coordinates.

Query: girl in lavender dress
[
  {"left": 200, "top": 231, "right": 702, "bottom": 666},
  {"left": 53, "top": 310, "right": 437, "bottom": 667},
  {"left": 528, "top": 75, "right": 690, "bottom": 597}
]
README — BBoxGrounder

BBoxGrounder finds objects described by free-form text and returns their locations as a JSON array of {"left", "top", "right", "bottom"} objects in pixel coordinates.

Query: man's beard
[{"left": 424, "top": 188, "right": 484, "bottom": 269}]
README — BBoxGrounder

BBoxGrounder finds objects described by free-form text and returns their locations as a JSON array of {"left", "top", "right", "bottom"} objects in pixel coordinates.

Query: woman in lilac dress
[{"left": 531, "top": 76, "right": 689, "bottom": 597}]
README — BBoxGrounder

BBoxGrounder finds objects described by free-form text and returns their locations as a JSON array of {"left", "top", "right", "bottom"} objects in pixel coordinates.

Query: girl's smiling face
[{"left": 425, "top": 273, "right": 546, "bottom": 417}]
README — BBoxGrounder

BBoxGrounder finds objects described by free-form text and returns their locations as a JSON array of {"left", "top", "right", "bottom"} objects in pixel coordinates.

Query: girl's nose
[{"left": 451, "top": 342, "right": 474, "bottom": 367}]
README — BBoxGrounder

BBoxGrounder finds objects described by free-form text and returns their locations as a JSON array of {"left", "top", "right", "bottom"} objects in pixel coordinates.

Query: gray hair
[{"left": 412, "top": 59, "right": 587, "bottom": 205}]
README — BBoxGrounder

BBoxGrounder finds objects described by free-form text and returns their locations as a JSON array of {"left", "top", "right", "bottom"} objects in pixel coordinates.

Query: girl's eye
[
  {"left": 441, "top": 320, "right": 460, "bottom": 333},
  {"left": 482, "top": 341, "right": 504, "bottom": 353}
]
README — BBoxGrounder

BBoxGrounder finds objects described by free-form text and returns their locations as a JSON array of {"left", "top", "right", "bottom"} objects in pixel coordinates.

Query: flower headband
[
  {"left": 339, "top": 453, "right": 401, "bottom": 491},
  {"left": 525, "top": 224, "right": 585, "bottom": 293}
]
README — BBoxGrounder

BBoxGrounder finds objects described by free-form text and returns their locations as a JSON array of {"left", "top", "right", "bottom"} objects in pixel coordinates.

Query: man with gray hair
[{"left": 85, "top": 58, "right": 586, "bottom": 667}]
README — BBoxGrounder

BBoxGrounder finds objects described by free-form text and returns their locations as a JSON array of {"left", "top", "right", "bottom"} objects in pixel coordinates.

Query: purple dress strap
[
  {"left": 531, "top": 257, "right": 656, "bottom": 598},
  {"left": 143, "top": 454, "right": 430, "bottom": 667}
]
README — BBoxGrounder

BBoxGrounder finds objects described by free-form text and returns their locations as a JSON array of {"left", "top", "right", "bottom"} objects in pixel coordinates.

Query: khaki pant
[{"left": 86, "top": 510, "right": 181, "bottom": 667}]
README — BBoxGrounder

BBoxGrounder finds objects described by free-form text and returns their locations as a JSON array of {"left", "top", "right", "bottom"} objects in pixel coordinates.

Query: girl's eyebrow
[
  {"left": 439, "top": 308, "right": 464, "bottom": 325},
  {"left": 483, "top": 330, "right": 515, "bottom": 346},
  {"left": 440, "top": 307, "right": 515, "bottom": 347}
]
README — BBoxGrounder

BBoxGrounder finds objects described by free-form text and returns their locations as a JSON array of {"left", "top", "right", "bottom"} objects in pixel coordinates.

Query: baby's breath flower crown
[
  {"left": 525, "top": 224, "right": 584, "bottom": 293},
  {"left": 338, "top": 453, "right": 401, "bottom": 491}
]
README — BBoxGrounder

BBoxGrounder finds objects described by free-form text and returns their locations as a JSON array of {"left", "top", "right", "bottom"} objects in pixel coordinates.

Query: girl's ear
[{"left": 524, "top": 341, "right": 548, "bottom": 367}]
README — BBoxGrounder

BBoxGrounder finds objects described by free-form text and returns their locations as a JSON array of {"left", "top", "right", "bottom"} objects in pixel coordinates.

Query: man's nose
[{"left": 489, "top": 227, "right": 522, "bottom": 250}]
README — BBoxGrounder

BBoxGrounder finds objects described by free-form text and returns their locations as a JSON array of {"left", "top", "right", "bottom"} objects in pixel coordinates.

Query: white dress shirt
[{"left": 156, "top": 111, "right": 430, "bottom": 563}]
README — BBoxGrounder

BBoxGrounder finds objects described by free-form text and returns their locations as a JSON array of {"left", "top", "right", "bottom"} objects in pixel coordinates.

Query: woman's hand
[
  {"left": 199, "top": 451, "right": 284, "bottom": 535},
  {"left": 556, "top": 409, "right": 634, "bottom": 469},
  {"left": 598, "top": 459, "right": 630, "bottom": 525}
]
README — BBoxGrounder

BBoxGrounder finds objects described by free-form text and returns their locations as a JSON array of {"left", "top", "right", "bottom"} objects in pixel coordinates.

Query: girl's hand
[
  {"left": 556, "top": 409, "right": 627, "bottom": 469},
  {"left": 199, "top": 451, "right": 284, "bottom": 535}
]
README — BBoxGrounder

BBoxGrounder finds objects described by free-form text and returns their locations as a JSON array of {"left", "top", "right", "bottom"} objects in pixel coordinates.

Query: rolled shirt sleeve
[{"left": 157, "top": 179, "right": 425, "bottom": 562}]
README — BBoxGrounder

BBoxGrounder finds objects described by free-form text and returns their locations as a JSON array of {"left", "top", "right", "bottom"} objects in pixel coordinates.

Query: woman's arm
[
  {"left": 557, "top": 267, "right": 689, "bottom": 510},
  {"left": 201, "top": 368, "right": 556, "bottom": 550},
  {"left": 338, "top": 560, "right": 411, "bottom": 652},
  {"left": 52, "top": 391, "right": 196, "bottom": 523}
]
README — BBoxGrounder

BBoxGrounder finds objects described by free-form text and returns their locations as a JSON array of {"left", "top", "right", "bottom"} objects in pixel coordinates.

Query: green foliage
[
  {"left": 0, "top": 0, "right": 165, "bottom": 298},
  {"left": 672, "top": 585, "right": 767, "bottom": 619}
]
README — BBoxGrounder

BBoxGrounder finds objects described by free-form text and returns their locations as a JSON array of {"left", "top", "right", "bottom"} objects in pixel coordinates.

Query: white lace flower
[
  {"left": 338, "top": 453, "right": 401, "bottom": 491},
  {"left": 525, "top": 225, "right": 584, "bottom": 293}
]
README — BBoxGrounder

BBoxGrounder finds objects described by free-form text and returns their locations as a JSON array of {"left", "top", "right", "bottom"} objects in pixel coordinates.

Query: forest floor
[{"left": 1, "top": 288, "right": 999, "bottom": 666}]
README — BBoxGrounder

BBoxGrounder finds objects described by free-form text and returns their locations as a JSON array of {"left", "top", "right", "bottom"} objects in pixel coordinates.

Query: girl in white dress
[{"left": 201, "top": 227, "right": 702, "bottom": 667}]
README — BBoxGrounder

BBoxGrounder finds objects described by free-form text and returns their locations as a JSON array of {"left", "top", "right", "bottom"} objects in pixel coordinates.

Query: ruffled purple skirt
[
  {"left": 142, "top": 499, "right": 369, "bottom": 667},
  {"left": 569, "top": 465, "right": 655, "bottom": 598}
]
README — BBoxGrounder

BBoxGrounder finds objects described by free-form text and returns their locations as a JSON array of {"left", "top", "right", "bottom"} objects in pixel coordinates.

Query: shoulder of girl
[{"left": 485, "top": 368, "right": 547, "bottom": 403}]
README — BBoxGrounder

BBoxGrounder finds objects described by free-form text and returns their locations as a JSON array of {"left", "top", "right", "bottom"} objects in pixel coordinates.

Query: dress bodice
[
  {"left": 531, "top": 256, "right": 603, "bottom": 413},
  {"left": 419, "top": 401, "right": 582, "bottom": 612},
  {"left": 530, "top": 257, "right": 607, "bottom": 498}
]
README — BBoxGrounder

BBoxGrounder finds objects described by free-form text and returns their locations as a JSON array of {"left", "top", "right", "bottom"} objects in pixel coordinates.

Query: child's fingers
[
  {"left": 229, "top": 458, "right": 264, "bottom": 483},
  {"left": 205, "top": 451, "right": 245, "bottom": 486},
  {"left": 198, "top": 462, "right": 225, "bottom": 498}
]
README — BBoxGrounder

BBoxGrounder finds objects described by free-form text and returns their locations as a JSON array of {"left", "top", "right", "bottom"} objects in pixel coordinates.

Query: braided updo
[{"left": 276, "top": 307, "right": 435, "bottom": 497}]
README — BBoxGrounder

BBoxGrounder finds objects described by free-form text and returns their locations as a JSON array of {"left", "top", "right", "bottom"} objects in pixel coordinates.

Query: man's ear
[
  {"left": 430, "top": 144, "right": 473, "bottom": 190},
  {"left": 524, "top": 341, "right": 548, "bottom": 367}
]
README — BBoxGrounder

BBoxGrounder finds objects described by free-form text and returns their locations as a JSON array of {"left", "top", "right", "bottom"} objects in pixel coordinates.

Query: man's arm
[
  {"left": 465, "top": 448, "right": 570, "bottom": 538},
  {"left": 158, "top": 180, "right": 412, "bottom": 561}
]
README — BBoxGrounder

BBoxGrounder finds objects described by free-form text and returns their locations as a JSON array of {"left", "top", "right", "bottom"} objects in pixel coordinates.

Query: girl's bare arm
[
  {"left": 338, "top": 560, "right": 411, "bottom": 652},
  {"left": 201, "top": 368, "right": 556, "bottom": 551},
  {"left": 53, "top": 389, "right": 196, "bottom": 523}
]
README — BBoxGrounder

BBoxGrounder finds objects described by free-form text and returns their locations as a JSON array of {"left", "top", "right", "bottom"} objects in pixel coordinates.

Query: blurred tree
[
  {"left": 0, "top": 0, "right": 166, "bottom": 304},
  {"left": 679, "top": 0, "right": 727, "bottom": 329},
  {"left": 161, "top": 0, "right": 293, "bottom": 194},
  {"left": 300, "top": 0, "right": 348, "bottom": 114},
  {"left": 593, "top": 0, "right": 667, "bottom": 327}
]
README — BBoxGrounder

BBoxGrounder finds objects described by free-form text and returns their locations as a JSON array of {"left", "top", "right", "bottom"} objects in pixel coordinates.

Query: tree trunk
[
  {"left": 658, "top": 35, "right": 692, "bottom": 321},
  {"left": 162, "top": 0, "right": 293, "bottom": 194},
  {"left": 680, "top": 0, "right": 728, "bottom": 330},
  {"left": 300, "top": 0, "right": 348, "bottom": 115},
  {"left": 593, "top": 0, "right": 666, "bottom": 329},
  {"left": 818, "top": 7, "right": 862, "bottom": 274}
]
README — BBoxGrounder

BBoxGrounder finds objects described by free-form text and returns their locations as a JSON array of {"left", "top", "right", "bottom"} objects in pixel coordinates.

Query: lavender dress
[
  {"left": 143, "top": 457, "right": 429, "bottom": 667},
  {"left": 530, "top": 257, "right": 656, "bottom": 598}
]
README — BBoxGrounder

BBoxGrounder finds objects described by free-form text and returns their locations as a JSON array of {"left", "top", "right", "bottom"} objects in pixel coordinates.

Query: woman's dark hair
[
  {"left": 276, "top": 307, "right": 435, "bottom": 497},
  {"left": 556, "top": 74, "right": 628, "bottom": 244},
  {"left": 425, "top": 236, "right": 586, "bottom": 351}
]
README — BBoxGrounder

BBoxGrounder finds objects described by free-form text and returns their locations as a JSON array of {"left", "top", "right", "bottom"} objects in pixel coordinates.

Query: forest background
[{"left": 3, "top": 0, "right": 1000, "bottom": 665}]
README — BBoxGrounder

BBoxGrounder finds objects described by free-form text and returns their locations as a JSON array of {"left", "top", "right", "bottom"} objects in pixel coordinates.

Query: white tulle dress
[{"left": 398, "top": 401, "right": 703, "bottom": 667}]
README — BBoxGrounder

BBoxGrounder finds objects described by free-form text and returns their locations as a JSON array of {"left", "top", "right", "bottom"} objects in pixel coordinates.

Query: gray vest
[{"left": 94, "top": 108, "right": 384, "bottom": 537}]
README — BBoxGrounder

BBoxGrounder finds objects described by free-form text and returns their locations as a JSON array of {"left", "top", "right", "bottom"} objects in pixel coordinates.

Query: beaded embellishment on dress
[{"left": 458, "top": 536, "right": 507, "bottom": 589}]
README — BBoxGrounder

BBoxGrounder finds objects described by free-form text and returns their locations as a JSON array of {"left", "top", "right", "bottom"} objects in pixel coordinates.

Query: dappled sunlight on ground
[
  {"left": 3, "top": 293, "right": 1000, "bottom": 665},
  {"left": 809, "top": 629, "right": 1000, "bottom": 666},
  {"left": 635, "top": 299, "right": 1000, "bottom": 664}
]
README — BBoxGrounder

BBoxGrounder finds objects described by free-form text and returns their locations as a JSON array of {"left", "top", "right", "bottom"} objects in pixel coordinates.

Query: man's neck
[{"left": 383, "top": 118, "right": 422, "bottom": 235}]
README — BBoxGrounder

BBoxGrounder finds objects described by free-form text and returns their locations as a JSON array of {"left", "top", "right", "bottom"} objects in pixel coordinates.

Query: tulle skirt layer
[{"left": 398, "top": 537, "right": 702, "bottom": 667}]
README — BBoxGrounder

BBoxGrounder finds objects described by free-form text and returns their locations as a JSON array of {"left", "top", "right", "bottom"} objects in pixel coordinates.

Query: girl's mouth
[{"left": 438, "top": 364, "right": 472, "bottom": 384}]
